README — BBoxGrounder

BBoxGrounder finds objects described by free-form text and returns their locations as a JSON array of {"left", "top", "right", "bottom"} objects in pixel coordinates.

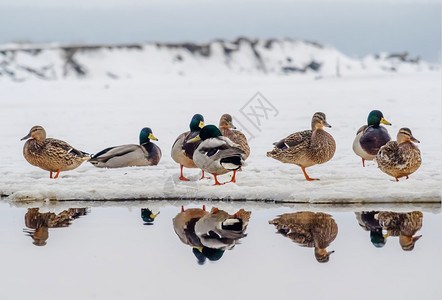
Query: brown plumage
[
  {"left": 218, "top": 114, "right": 250, "bottom": 160},
  {"left": 375, "top": 127, "right": 422, "bottom": 181},
  {"left": 376, "top": 211, "right": 423, "bottom": 251},
  {"left": 24, "top": 207, "right": 89, "bottom": 246},
  {"left": 269, "top": 211, "right": 338, "bottom": 263},
  {"left": 266, "top": 112, "right": 336, "bottom": 181},
  {"left": 21, "top": 126, "right": 90, "bottom": 178}
]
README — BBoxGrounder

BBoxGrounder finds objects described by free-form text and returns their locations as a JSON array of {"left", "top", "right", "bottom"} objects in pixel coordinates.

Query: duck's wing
[
  {"left": 376, "top": 141, "right": 399, "bottom": 165},
  {"left": 273, "top": 130, "right": 312, "bottom": 150},
  {"left": 182, "top": 131, "right": 202, "bottom": 159},
  {"left": 46, "top": 138, "right": 89, "bottom": 158},
  {"left": 90, "top": 144, "right": 143, "bottom": 164},
  {"left": 356, "top": 125, "right": 368, "bottom": 135}
]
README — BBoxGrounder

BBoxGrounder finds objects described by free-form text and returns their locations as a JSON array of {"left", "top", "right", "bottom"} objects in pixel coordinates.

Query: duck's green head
[
  {"left": 139, "top": 127, "right": 158, "bottom": 144},
  {"left": 189, "top": 114, "right": 205, "bottom": 131},
  {"left": 370, "top": 230, "right": 387, "bottom": 248},
  {"left": 141, "top": 208, "right": 160, "bottom": 224},
  {"left": 187, "top": 125, "right": 222, "bottom": 143},
  {"left": 367, "top": 110, "right": 391, "bottom": 127}
]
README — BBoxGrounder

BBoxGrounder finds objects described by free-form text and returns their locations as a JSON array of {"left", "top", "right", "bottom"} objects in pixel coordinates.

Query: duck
[
  {"left": 141, "top": 208, "right": 160, "bottom": 224},
  {"left": 194, "top": 207, "right": 251, "bottom": 250},
  {"left": 89, "top": 127, "right": 161, "bottom": 168},
  {"left": 353, "top": 110, "right": 392, "bottom": 167},
  {"left": 172, "top": 206, "right": 224, "bottom": 264},
  {"left": 266, "top": 112, "right": 336, "bottom": 181},
  {"left": 375, "top": 211, "right": 423, "bottom": 251},
  {"left": 375, "top": 127, "right": 422, "bottom": 181},
  {"left": 21, "top": 125, "right": 90, "bottom": 179},
  {"left": 269, "top": 211, "right": 338, "bottom": 263},
  {"left": 171, "top": 114, "right": 206, "bottom": 181},
  {"left": 218, "top": 114, "right": 250, "bottom": 159},
  {"left": 187, "top": 125, "right": 245, "bottom": 185}
]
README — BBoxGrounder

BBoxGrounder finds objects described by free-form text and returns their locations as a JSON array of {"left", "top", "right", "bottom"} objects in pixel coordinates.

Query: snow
[{"left": 0, "top": 42, "right": 440, "bottom": 203}]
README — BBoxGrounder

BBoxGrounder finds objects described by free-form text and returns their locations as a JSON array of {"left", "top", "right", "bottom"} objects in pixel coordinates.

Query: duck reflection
[
  {"left": 23, "top": 208, "right": 89, "bottom": 246},
  {"left": 355, "top": 211, "right": 423, "bottom": 251},
  {"left": 141, "top": 208, "right": 160, "bottom": 225},
  {"left": 377, "top": 211, "right": 423, "bottom": 251},
  {"left": 269, "top": 212, "right": 338, "bottom": 263},
  {"left": 355, "top": 211, "right": 387, "bottom": 248},
  {"left": 173, "top": 205, "right": 251, "bottom": 264}
]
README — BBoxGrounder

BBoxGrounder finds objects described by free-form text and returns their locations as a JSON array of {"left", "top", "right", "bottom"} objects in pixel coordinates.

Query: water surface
[{"left": 0, "top": 200, "right": 440, "bottom": 300}]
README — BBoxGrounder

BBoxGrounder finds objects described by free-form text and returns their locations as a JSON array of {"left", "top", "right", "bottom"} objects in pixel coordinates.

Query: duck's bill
[
  {"left": 20, "top": 133, "right": 31, "bottom": 141},
  {"left": 199, "top": 121, "right": 205, "bottom": 129},
  {"left": 187, "top": 135, "right": 201, "bottom": 143},
  {"left": 410, "top": 136, "right": 420, "bottom": 143},
  {"left": 230, "top": 121, "right": 237, "bottom": 129},
  {"left": 380, "top": 118, "right": 391, "bottom": 125},
  {"left": 148, "top": 133, "right": 158, "bottom": 141},
  {"left": 323, "top": 121, "right": 332, "bottom": 128}
]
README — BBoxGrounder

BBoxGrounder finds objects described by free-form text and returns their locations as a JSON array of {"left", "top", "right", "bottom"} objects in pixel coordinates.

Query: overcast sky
[{"left": 0, "top": 0, "right": 440, "bottom": 62}]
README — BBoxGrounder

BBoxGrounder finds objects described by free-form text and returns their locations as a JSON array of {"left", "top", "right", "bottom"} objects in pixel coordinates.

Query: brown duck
[
  {"left": 267, "top": 112, "right": 336, "bottom": 181},
  {"left": 269, "top": 211, "right": 338, "bottom": 263},
  {"left": 21, "top": 126, "right": 90, "bottom": 178}
]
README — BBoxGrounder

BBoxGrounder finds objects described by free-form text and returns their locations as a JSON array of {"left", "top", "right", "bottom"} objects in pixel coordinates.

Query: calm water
[{"left": 0, "top": 200, "right": 440, "bottom": 300}]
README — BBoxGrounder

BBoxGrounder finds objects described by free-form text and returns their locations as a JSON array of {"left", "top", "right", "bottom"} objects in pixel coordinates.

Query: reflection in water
[
  {"left": 378, "top": 211, "right": 423, "bottom": 251},
  {"left": 141, "top": 208, "right": 160, "bottom": 225},
  {"left": 23, "top": 208, "right": 89, "bottom": 246},
  {"left": 355, "top": 211, "right": 387, "bottom": 248},
  {"left": 269, "top": 212, "right": 338, "bottom": 263},
  {"left": 173, "top": 205, "right": 251, "bottom": 264},
  {"left": 355, "top": 211, "right": 423, "bottom": 251}
]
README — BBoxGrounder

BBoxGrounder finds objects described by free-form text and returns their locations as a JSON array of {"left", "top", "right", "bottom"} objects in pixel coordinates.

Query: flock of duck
[{"left": 21, "top": 110, "right": 422, "bottom": 183}]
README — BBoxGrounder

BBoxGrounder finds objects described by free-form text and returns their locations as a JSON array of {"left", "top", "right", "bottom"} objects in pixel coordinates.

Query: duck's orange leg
[
  {"left": 301, "top": 167, "right": 319, "bottom": 181},
  {"left": 179, "top": 165, "right": 190, "bottom": 181},
  {"left": 53, "top": 169, "right": 61, "bottom": 179},
  {"left": 199, "top": 170, "right": 210, "bottom": 180},
  {"left": 395, "top": 177, "right": 399, "bottom": 182},
  {"left": 213, "top": 174, "right": 224, "bottom": 185},
  {"left": 229, "top": 170, "right": 237, "bottom": 183},
  {"left": 406, "top": 175, "right": 409, "bottom": 179},
  {"left": 362, "top": 158, "right": 366, "bottom": 167},
  {"left": 50, "top": 172, "right": 53, "bottom": 178}
]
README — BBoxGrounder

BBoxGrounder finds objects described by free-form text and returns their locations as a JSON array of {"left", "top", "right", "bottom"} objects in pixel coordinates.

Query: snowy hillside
[{"left": 0, "top": 38, "right": 437, "bottom": 81}]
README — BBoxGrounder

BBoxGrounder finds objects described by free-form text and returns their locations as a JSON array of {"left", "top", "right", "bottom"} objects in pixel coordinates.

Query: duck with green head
[
  {"left": 375, "top": 127, "right": 421, "bottom": 181},
  {"left": 266, "top": 112, "right": 336, "bottom": 181},
  {"left": 353, "top": 110, "right": 392, "bottom": 167},
  {"left": 187, "top": 125, "right": 245, "bottom": 185},
  {"left": 171, "top": 114, "right": 206, "bottom": 181},
  {"left": 21, "top": 125, "right": 90, "bottom": 179},
  {"left": 89, "top": 127, "right": 161, "bottom": 168}
]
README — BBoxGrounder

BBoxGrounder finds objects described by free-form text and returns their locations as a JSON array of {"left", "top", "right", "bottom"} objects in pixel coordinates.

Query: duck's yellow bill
[
  {"left": 187, "top": 135, "right": 201, "bottom": 143},
  {"left": 199, "top": 121, "right": 205, "bottom": 128},
  {"left": 148, "top": 133, "right": 158, "bottom": 141},
  {"left": 380, "top": 118, "right": 391, "bottom": 125}
]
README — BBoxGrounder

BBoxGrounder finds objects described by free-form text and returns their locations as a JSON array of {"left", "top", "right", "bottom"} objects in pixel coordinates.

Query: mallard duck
[
  {"left": 194, "top": 207, "right": 250, "bottom": 250},
  {"left": 266, "top": 112, "right": 336, "bottom": 181},
  {"left": 187, "top": 125, "right": 245, "bottom": 185},
  {"left": 353, "top": 110, "right": 392, "bottom": 167},
  {"left": 141, "top": 208, "right": 160, "bottom": 224},
  {"left": 218, "top": 114, "right": 250, "bottom": 159},
  {"left": 375, "top": 127, "right": 421, "bottom": 181},
  {"left": 269, "top": 211, "right": 338, "bottom": 263},
  {"left": 376, "top": 211, "right": 423, "bottom": 251},
  {"left": 172, "top": 206, "right": 224, "bottom": 264},
  {"left": 21, "top": 125, "right": 90, "bottom": 178},
  {"left": 171, "top": 114, "right": 206, "bottom": 181},
  {"left": 89, "top": 127, "right": 161, "bottom": 168}
]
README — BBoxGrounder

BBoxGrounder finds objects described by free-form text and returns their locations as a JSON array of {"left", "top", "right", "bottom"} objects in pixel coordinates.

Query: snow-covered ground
[{"left": 0, "top": 42, "right": 440, "bottom": 203}]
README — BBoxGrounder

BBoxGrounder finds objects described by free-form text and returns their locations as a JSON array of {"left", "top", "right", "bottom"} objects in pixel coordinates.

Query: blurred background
[{"left": 0, "top": 0, "right": 440, "bottom": 62}]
